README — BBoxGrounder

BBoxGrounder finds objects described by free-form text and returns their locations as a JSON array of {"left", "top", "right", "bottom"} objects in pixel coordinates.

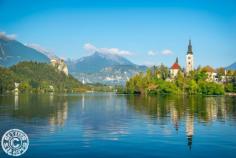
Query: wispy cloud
[
  {"left": 26, "top": 43, "right": 57, "bottom": 59},
  {"left": 147, "top": 50, "right": 157, "bottom": 56},
  {"left": 26, "top": 43, "right": 51, "bottom": 53},
  {"left": 83, "top": 43, "right": 133, "bottom": 56},
  {"left": 161, "top": 49, "right": 173, "bottom": 56},
  {"left": 0, "top": 32, "right": 17, "bottom": 40},
  {"left": 147, "top": 49, "right": 173, "bottom": 56}
]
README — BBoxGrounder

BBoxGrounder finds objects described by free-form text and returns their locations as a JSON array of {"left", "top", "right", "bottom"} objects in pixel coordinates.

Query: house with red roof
[{"left": 170, "top": 57, "right": 181, "bottom": 78}]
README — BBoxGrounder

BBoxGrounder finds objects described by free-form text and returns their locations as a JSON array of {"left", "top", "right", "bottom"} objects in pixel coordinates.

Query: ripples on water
[{"left": 0, "top": 93, "right": 236, "bottom": 158}]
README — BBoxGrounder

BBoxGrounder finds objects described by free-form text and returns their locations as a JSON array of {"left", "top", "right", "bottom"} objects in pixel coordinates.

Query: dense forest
[
  {"left": 0, "top": 61, "right": 88, "bottom": 93},
  {"left": 125, "top": 65, "right": 236, "bottom": 95}
]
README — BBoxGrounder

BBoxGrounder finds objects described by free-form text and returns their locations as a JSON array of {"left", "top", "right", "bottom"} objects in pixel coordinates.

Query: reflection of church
[
  {"left": 49, "top": 96, "right": 68, "bottom": 127},
  {"left": 170, "top": 105, "right": 179, "bottom": 132},
  {"left": 186, "top": 113, "right": 194, "bottom": 150},
  {"left": 170, "top": 104, "right": 194, "bottom": 150}
]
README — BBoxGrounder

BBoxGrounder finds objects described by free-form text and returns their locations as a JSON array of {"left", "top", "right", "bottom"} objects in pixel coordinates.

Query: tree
[
  {"left": 194, "top": 70, "right": 208, "bottom": 82},
  {"left": 225, "top": 83, "right": 234, "bottom": 92},
  {"left": 175, "top": 71, "right": 185, "bottom": 93},
  {"left": 0, "top": 61, "right": 85, "bottom": 93},
  {"left": 19, "top": 82, "right": 31, "bottom": 92},
  {"left": 158, "top": 64, "right": 169, "bottom": 80},
  {"left": 186, "top": 80, "right": 198, "bottom": 94},
  {"left": 202, "top": 66, "right": 215, "bottom": 73}
]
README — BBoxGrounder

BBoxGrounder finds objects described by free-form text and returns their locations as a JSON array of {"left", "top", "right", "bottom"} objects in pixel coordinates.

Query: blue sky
[{"left": 0, "top": 0, "right": 235, "bottom": 67}]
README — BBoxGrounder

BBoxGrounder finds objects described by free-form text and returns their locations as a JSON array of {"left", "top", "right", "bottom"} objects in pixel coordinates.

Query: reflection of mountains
[
  {"left": 0, "top": 93, "right": 130, "bottom": 142},
  {"left": 1, "top": 93, "right": 236, "bottom": 149},
  {"left": 126, "top": 95, "right": 236, "bottom": 149},
  {"left": 0, "top": 94, "right": 78, "bottom": 136},
  {"left": 76, "top": 93, "right": 130, "bottom": 141}
]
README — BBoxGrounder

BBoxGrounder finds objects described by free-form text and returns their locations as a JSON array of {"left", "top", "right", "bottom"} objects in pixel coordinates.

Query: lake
[{"left": 0, "top": 93, "right": 236, "bottom": 158}]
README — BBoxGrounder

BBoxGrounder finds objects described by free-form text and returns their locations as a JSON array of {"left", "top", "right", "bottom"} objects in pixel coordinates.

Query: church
[
  {"left": 170, "top": 40, "right": 194, "bottom": 78},
  {"left": 186, "top": 40, "right": 194, "bottom": 73}
]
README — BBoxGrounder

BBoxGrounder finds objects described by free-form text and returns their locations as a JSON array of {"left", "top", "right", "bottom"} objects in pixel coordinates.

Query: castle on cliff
[{"left": 50, "top": 58, "right": 69, "bottom": 76}]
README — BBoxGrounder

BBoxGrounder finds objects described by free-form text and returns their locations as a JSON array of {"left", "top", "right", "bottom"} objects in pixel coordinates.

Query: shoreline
[{"left": 226, "top": 93, "right": 236, "bottom": 96}]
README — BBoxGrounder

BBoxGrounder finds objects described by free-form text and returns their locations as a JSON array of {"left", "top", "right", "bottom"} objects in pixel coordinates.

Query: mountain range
[
  {"left": 0, "top": 35, "right": 50, "bottom": 67},
  {"left": 1, "top": 35, "right": 235, "bottom": 85},
  {"left": 67, "top": 51, "right": 134, "bottom": 73},
  {"left": 0, "top": 35, "right": 147, "bottom": 85},
  {"left": 225, "top": 62, "right": 236, "bottom": 70},
  {"left": 66, "top": 52, "right": 147, "bottom": 85}
]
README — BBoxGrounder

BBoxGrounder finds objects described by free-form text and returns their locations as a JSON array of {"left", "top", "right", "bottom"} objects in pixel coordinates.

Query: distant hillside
[
  {"left": 67, "top": 51, "right": 134, "bottom": 73},
  {"left": 0, "top": 61, "right": 86, "bottom": 93},
  {"left": 0, "top": 36, "right": 50, "bottom": 67},
  {"left": 73, "top": 65, "right": 147, "bottom": 85},
  {"left": 226, "top": 62, "right": 236, "bottom": 70},
  {"left": 67, "top": 52, "right": 147, "bottom": 85}
]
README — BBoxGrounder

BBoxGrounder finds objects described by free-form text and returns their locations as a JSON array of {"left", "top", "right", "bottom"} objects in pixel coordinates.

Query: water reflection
[
  {"left": 14, "top": 93, "right": 19, "bottom": 110},
  {"left": 0, "top": 93, "right": 236, "bottom": 157},
  {"left": 0, "top": 94, "right": 79, "bottom": 137},
  {"left": 126, "top": 95, "right": 236, "bottom": 149},
  {"left": 77, "top": 93, "right": 129, "bottom": 142},
  {"left": 186, "top": 113, "right": 194, "bottom": 150}
]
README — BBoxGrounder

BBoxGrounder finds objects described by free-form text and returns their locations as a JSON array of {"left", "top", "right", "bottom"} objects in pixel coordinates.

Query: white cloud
[
  {"left": 83, "top": 43, "right": 133, "bottom": 56},
  {"left": 147, "top": 50, "right": 157, "bottom": 56},
  {"left": 26, "top": 43, "right": 51, "bottom": 53},
  {"left": 147, "top": 49, "right": 173, "bottom": 56},
  {"left": 83, "top": 43, "right": 97, "bottom": 53},
  {"left": 161, "top": 49, "right": 173, "bottom": 56},
  {"left": 0, "top": 32, "right": 16, "bottom": 40}
]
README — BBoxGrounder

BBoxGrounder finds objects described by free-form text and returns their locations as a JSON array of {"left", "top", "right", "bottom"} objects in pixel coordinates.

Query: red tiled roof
[{"left": 171, "top": 63, "right": 180, "bottom": 69}]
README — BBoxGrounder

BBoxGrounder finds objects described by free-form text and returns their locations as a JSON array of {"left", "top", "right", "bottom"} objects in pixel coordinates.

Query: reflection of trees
[
  {"left": 127, "top": 95, "right": 236, "bottom": 124},
  {"left": 0, "top": 94, "right": 83, "bottom": 137},
  {"left": 0, "top": 94, "right": 81, "bottom": 126},
  {"left": 126, "top": 95, "right": 236, "bottom": 149},
  {"left": 77, "top": 94, "right": 129, "bottom": 141}
]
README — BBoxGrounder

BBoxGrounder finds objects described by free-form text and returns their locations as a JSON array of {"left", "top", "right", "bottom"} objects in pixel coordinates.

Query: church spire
[
  {"left": 187, "top": 39, "right": 193, "bottom": 54},
  {"left": 176, "top": 57, "right": 178, "bottom": 64}
]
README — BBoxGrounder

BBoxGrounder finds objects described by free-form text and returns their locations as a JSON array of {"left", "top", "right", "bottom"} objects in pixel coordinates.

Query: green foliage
[
  {"left": 0, "top": 67, "right": 19, "bottom": 93},
  {"left": 18, "top": 81, "right": 31, "bottom": 92},
  {"left": 0, "top": 61, "right": 87, "bottom": 93},
  {"left": 198, "top": 81, "right": 224, "bottom": 95},
  {"left": 157, "top": 81, "right": 179, "bottom": 94},
  {"left": 225, "top": 83, "right": 236, "bottom": 93},
  {"left": 125, "top": 65, "right": 228, "bottom": 95},
  {"left": 186, "top": 80, "right": 198, "bottom": 94}
]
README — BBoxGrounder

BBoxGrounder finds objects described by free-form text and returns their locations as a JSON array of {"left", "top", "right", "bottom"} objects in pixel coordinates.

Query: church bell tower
[{"left": 186, "top": 40, "right": 194, "bottom": 74}]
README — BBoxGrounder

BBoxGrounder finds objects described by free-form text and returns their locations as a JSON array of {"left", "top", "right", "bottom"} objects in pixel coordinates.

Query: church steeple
[
  {"left": 175, "top": 57, "right": 178, "bottom": 64},
  {"left": 187, "top": 39, "right": 193, "bottom": 54},
  {"left": 186, "top": 39, "right": 194, "bottom": 74}
]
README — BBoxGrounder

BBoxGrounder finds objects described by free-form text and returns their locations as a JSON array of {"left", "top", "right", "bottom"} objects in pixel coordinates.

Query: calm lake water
[{"left": 0, "top": 93, "right": 236, "bottom": 158}]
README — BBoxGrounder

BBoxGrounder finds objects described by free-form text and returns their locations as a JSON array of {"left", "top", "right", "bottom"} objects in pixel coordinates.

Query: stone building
[{"left": 50, "top": 58, "right": 69, "bottom": 76}]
